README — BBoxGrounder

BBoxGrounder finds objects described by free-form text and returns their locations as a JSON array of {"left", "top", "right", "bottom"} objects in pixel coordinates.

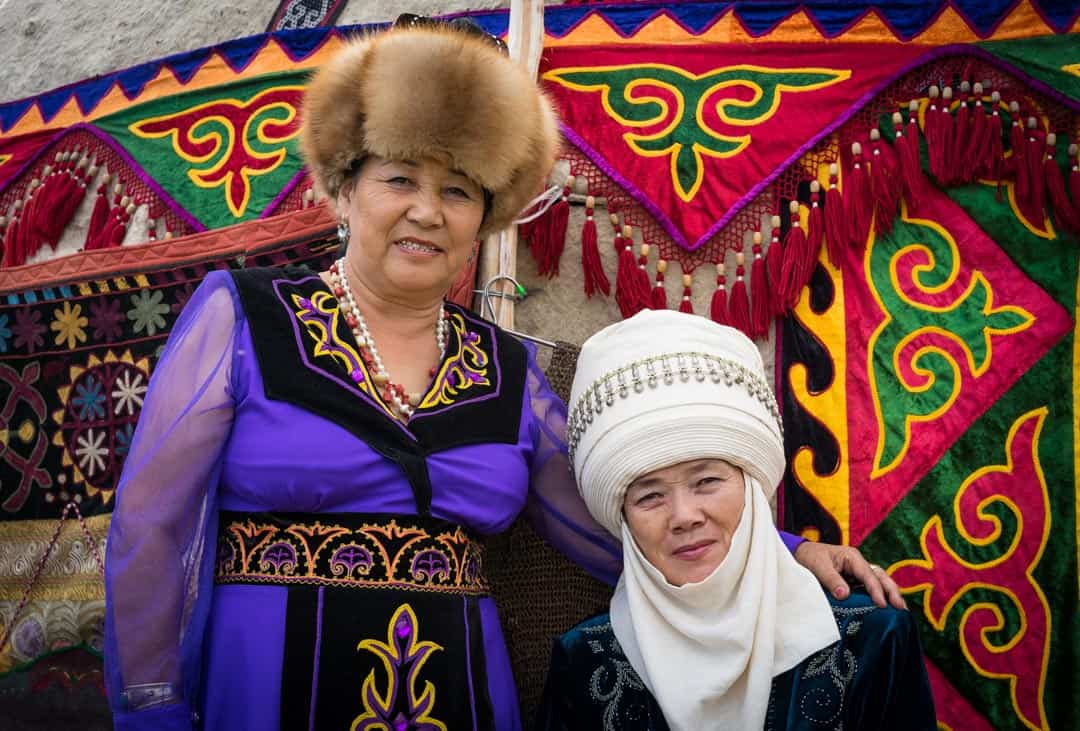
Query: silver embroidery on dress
[
  {"left": 797, "top": 604, "right": 876, "bottom": 729},
  {"left": 583, "top": 622, "right": 651, "bottom": 730}
]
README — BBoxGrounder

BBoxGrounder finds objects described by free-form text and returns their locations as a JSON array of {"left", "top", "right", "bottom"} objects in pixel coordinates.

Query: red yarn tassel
[
  {"left": 85, "top": 180, "right": 112, "bottom": 250},
  {"left": 764, "top": 215, "right": 786, "bottom": 316},
  {"left": 580, "top": 196, "right": 610, "bottom": 298},
  {"left": 105, "top": 203, "right": 134, "bottom": 248},
  {"left": 977, "top": 92, "right": 1004, "bottom": 181},
  {"left": 1044, "top": 134, "right": 1080, "bottom": 236},
  {"left": 635, "top": 243, "right": 653, "bottom": 306},
  {"left": 609, "top": 213, "right": 622, "bottom": 256},
  {"left": 727, "top": 254, "right": 752, "bottom": 337},
  {"left": 894, "top": 107, "right": 924, "bottom": 211},
  {"left": 951, "top": 84, "right": 973, "bottom": 183},
  {"left": 964, "top": 84, "right": 989, "bottom": 183},
  {"left": 539, "top": 179, "right": 572, "bottom": 277},
  {"left": 779, "top": 201, "right": 807, "bottom": 309},
  {"left": 2, "top": 203, "right": 22, "bottom": 267},
  {"left": 804, "top": 185, "right": 824, "bottom": 279},
  {"left": 869, "top": 129, "right": 900, "bottom": 232},
  {"left": 17, "top": 181, "right": 45, "bottom": 262},
  {"left": 1025, "top": 118, "right": 1047, "bottom": 225},
  {"left": 936, "top": 87, "right": 957, "bottom": 186},
  {"left": 749, "top": 233, "right": 770, "bottom": 338},
  {"left": 846, "top": 143, "right": 873, "bottom": 249},
  {"left": 710, "top": 268, "right": 728, "bottom": 324},
  {"left": 614, "top": 226, "right": 642, "bottom": 319},
  {"left": 678, "top": 273, "right": 694, "bottom": 314},
  {"left": 650, "top": 260, "right": 668, "bottom": 310},
  {"left": 711, "top": 267, "right": 729, "bottom": 324},
  {"left": 1009, "top": 105, "right": 1029, "bottom": 204},
  {"left": 924, "top": 87, "right": 943, "bottom": 182},
  {"left": 823, "top": 168, "right": 846, "bottom": 267}
]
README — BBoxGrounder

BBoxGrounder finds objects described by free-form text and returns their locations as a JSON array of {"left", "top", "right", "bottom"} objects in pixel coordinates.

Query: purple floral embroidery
[
  {"left": 410, "top": 549, "right": 451, "bottom": 583},
  {"left": 12, "top": 307, "right": 45, "bottom": 354},
  {"left": 88, "top": 299, "right": 124, "bottom": 341},
  {"left": 216, "top": 539, "right": 237, "bottom": 574},
  {"left": 259, "top": 541, "right": 298, "bottom": 574},
  {"left": 329, "top": 544, "right": 373, "bottom": 578},
  {"left": 353, "top": 604, "right": 445, "bottom": 731}
]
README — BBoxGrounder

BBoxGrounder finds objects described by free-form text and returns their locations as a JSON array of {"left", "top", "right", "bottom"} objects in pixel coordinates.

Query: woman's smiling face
[
  {"left": 337, "top": 155, "right": 485, "bottom": 302},
  {"left": 623, "top": 459, "right": 747, "bottom": 586}
]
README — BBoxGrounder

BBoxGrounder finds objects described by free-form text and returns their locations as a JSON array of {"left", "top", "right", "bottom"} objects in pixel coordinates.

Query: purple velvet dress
[{"left": 103, "top": 268, "right": 623, "bottom": 731}]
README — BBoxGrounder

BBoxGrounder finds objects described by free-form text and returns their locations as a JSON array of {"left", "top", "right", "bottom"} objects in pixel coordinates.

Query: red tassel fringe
[
  {"left": 635, "top": 246, "right": 653, "bottom": 306},
  {"left": 727, "top": 259, "right": 752, "bottom": 337},
  {"left": 765, "top": 217, "right": 786, "bottom": 316},
  {"left": 845, "top": 146, "right": 873, "bottom": 249},
  {"left": 1010, "top": 114, "right": 1029, "bottom": 205},
  {"left": 750, "top": 236, "right": 770, "bottom": 338},
  {"left": 803, "top": 190, "right": 823, "bottom": 281},
  {"left": 615, "top": 238, "right": 641, "bottom": 319},
  {"left": 580, "top": 197, "right": 610, "bottom": 298},
  {"left": 1025, "top": 122, "right": 1047, "bottom": 225},
  {"left": 678, "top": 274, "right": 694, "bottom": 314},
  {"left": 779, "top": 203, "right": 808, "bottom": 309},
  {"left": 869, "top": 131, "right": 900, "bottom": 232},
  {"left": 711, "top": 269, "right": 728, "bottom": 325},
  {"left": 894, "top": 110, "right": 924, "bottom": 211},
  {"left": 1044, "top": 135, "right": 1080, "bottom": 236},
  {"left": 650, "top": 263, "right": 668, "bottom": 310},
  {"left": 823, "top": 173, "right": 846, "bottom": 267}
]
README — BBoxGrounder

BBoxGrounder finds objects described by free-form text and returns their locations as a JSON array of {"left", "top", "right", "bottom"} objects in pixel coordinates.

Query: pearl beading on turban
[{"left": 566, "top": 350, "right": 783, "bottom": 465}]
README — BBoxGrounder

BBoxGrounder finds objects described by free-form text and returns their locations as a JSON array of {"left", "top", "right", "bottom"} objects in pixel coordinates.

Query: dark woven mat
[{"left": 486, "top": 341, "right": 614, "bottom": 725}]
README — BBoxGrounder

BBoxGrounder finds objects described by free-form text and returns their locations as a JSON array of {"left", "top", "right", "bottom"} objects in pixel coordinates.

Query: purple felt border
[
  {"left": 463, "top": 597, "right": 479, "bottom": 731},
  {"left": 560, "top": 44, "right": 1080, "bottom": 253},
  {"left": 307, "top": 585, "right": 324, "bottom": 731}
]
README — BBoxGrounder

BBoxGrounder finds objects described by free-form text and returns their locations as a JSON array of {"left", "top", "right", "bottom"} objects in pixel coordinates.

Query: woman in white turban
[{"left": 536, "top": 310, "right": 936, "bottom": 730}]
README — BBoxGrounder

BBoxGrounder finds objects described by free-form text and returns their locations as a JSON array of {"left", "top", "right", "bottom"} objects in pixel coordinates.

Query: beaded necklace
[{"left": 329, "top": 258, "right": 448, "bottom": 419}]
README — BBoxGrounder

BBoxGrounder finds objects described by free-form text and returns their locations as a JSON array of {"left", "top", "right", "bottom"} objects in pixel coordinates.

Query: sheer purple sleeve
[
  {"left": 780, "top": 530, "right": 805, "bottom": 553},
  {"left": 104, "top": 271, "right": 241, "bottom": 730},
  {"left": 520, "top": 348, "right": 622, "bottom": 586}
]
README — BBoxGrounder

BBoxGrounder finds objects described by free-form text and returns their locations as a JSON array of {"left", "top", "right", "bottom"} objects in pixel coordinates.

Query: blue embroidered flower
[
  {"left": 72, "top": 375, "right": 106, "bottom": 421},
  {"left": 115, "top": 423, "right": 136, "bottom": 457},
  {"left": 0, "top": 313, "right": 10, "bottom": 354}
]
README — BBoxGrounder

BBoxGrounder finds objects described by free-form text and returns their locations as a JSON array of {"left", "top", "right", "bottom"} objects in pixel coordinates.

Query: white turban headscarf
[{"left": 567, "top": 310, "right": 839, "bottom": 731}]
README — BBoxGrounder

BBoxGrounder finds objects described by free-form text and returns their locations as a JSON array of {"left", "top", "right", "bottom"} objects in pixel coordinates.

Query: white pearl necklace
[{"left": 329, "top": 257, "right": 448, "bottom": 419}]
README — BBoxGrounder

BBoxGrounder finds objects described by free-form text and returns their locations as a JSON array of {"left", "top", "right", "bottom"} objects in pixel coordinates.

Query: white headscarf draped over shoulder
[{"left": 567, "top": 310, "right": 839, "bottom": 731}]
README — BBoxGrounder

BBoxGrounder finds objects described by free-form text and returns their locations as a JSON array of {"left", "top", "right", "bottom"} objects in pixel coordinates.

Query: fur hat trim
[{"left": 300, "top": 25, "right": 560, "bottom": 238}]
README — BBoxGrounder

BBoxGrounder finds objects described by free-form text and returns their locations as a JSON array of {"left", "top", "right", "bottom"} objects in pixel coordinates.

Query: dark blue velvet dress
[{"left": 535, "top": 590, "right": 936, "bottom": 730}]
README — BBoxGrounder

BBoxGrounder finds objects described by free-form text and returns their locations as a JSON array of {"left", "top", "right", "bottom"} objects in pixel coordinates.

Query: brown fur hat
[{"left": 300, "top": 24, "right": 560, "bottom": 238}]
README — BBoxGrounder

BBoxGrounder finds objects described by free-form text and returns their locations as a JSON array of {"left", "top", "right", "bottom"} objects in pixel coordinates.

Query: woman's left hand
[{"left": 794, "top": 541, "right": 907, "bottom": 610}]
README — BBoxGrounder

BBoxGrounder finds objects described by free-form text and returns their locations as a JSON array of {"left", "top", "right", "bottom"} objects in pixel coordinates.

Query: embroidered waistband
[{"left": 215, "top": 511, "right": 489, "bottom": 596}]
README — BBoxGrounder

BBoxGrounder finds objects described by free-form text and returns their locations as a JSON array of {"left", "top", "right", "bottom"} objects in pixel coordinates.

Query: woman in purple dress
[{"left": 103, "top": 18, "right": 904, "bottom": 731}]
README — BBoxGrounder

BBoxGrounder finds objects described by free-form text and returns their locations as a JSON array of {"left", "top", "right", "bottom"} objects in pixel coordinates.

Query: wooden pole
[{"left": 475, "top": 0, "right": 544, "bottom": 328}]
